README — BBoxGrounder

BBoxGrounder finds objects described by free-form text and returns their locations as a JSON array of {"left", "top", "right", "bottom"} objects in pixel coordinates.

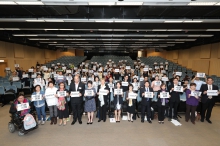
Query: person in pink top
[{"left": 151, "top": 75, "right": 161, "bottom": 101}]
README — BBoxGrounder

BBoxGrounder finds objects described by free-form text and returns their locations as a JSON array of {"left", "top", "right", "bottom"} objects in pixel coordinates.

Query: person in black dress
[{"left": 113, "top": 82, "right": 123, "bottom": 122}]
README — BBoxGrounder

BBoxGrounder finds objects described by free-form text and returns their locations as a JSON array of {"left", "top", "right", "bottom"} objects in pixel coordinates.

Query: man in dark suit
[
  {"left": 69, "top": 75, "right": 85, "bottom": 125},
  {"left": 200, "top": 77, "right": 219, "bottom": 124},
  {"left": 168, "top": 78, "right": 181, "bottom": 121},
  {"left": 140, "top": 81, "right": 153, "bottom": 123},
  {"left": 140, "top": 76, "right": 150, "bottom": 88},
  {"left": 97, "top": 78, "right": 110, "bottom": 122}
]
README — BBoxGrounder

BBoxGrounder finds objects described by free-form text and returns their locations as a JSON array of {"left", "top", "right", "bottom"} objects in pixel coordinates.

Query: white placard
[
  {"left": 114, "top": 89, "right": 123, "bottom": 95},
  {"left": 81, "top": 77, "right": 87, "bottom": 82},
  {"left": 17, "top": 103, "right": 29, "bottom": 111},
  {"left": 110, "top": 118, "right": 116, "bottom": 123},
  {"left": 160, "top": 66, "right": 164, "bottom": 68},
  {"left": 122, "top": 82, "right": 128, "bottom": 86},
  {"left": 174, "top": 86, "right": 183, "bottom": 92},
  {"left": 133, "top": 83, "right": 139, "bottom": 91},
  {"left": 57, "top": 63, "right": 60, "bottom": 65},
  {"left": 89, "top": 70, "right": 94, "bottom": 73},
  {"left": 99, "top": 89, "right": 108, "bottom": 95},
  {"left": 70, "top": 91, "right": 80, "bottom": 97},
  {"left": 82, "top": 69, "right": 88, "bottom": 72},
  {"left": 31, "top": 94, "right": 42, "bottom": 101},
  {"left": 155, "top": 66, "right": 159, "bottom": 69},
  {"left": 196, "top": 73, "right": 205, "bottom": 78},
  {"left": 149, "top": 68, "right": 152, "bottom": 70},
  {"left": 51, "top": 64, "right": 55, "bottom": 66},
  {"left": 43, "top": 68, "right": 48, "bottom": 71},
  {"left": 128, "top": 93, "right": 137, "bottom": 99},
  {"left": 13, "top": 77, "right": 19, "bottom": 81},
  {"left": 74, "top": 67, "right": 78, "bottom": 70},
  {"left": 62, "top": 67, "right": 66, "bottom": 70},
  {"left": 160, "top": 92, "right": 169, "bottom": 98},
  {"left": 103, "top": 72, "right": 108, "bottom": 76},
  {"left": 5, "top": 67, "right": 10, "bottom": 70},
  {"left": 57, "top": 75, "right": 64, "bottom": 80},
  {"left": 154, "top": 81, "right": 161, "bottom": 86},
  {"left": 108, "top": 83, "right": 114, "bottom": 89},
  {"left": 141, "top": 63, "right": 145, "bottom": 66},
  {"left": 162, "top": 77, "right": 168, "bottom": 81},
  {"left": 93, "top": 66, "right": 96, "bottom": 70},
  {"left": 53, "top": 74, "right": 58, "bottom": 78},
  {"left": 126, "top": 66, "right": 131, "bottom": 69},
  {"left": 85, "top": 90, "right": 94, "bottom": 96},
  {"left": 57, "top": 91, "right": 67, "bottom": 97},
  {"left": 22, "top": 74, "right": 29, "bottom": 78},
  {"left": 191, "top": 91, "right": 202, "bottom": 97},
  {"left": 207, "top": 90, "right": 218, "bottom": 96},
  {"left": 45, "top": 93, "right": 55, "bottom": 99},
  {"left": 140, "top": 77, "right": 144, "bottom": 81},
  {"left": 115, "top": 69, "right": 119, "bottom": 72},
  {"left": 28, "top": 69, "right": 33, "bottom": 72},
  {"left": 145, "top": 92, "right": 154, "bottom": 98},
  {"left": 14, "top": 64, "right": 19, "bottom": 67},
  {"left": 175, "top": 72, "right": 182, "bottom": 76},
  {"left": 66, "top": 70, "right": 71, "bottom": 73},
  {"left": 31, "top": 74, "right": 36, "bottom": 78},
  {"left": 143, "top": 68, "right": 148, "bottom": 71}
]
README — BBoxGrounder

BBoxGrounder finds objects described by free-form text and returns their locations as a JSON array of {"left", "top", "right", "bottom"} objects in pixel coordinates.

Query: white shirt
[
  {"left": 208, "top": 84, "right": 212, "bottom": 90},
  {"left": 45, "top": 87, "right": 58, "bottom": 106},
  {"left": 194, "top": 80, "right": 206, "bottom": 90},
  {"left": 75, "top": 83, "right": 79, "bottom": 91}
]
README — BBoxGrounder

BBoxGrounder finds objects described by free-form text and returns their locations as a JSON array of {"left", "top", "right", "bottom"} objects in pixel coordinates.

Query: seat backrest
[
  {"left": 3, "top": 82, "right": 10, "bottom": 87},
  {"left": 12, "top": 81, "right": 22, "bottom": 89},
  {"left": 0, "top": 86, "right": 5, "bottom": 95}
]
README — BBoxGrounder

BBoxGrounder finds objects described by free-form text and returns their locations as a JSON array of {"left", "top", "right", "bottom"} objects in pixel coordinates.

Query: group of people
[{"left": 10, "top": 59, "right": 219, "bottom": 126}]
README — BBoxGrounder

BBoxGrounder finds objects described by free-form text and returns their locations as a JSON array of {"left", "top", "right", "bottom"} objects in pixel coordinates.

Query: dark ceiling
[{"left": 0, "top": 5, "right": 220, "bottom": 52}]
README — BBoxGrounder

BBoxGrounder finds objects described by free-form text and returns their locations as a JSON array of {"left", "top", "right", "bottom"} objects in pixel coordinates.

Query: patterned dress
[{"left": 84, "top": 88, "right": 96, "bottom": 112}]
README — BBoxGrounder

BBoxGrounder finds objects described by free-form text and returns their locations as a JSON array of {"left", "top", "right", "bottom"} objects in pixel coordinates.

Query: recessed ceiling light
[
  {"left": 188, "top": 2, "right": 217, "bottom": 6},
  {"left": 115, "top": 20, "right": 133, "bottom": 23},
  {"left": 116, "top": 2, "right": 143, "bottom": 5},
  {"left": 16, "top": 1, "right": 44, "bottom": 5},
  {"left": 89, "top": 2, "right": 115, "bottom": 5},
  {"left": 184, "top": 21, "right": 203, "bottom": 23},
  {"left": 26, "top": 20, "right": 45, "bottom": 22},
  {"left": 95, "top": 20, "right": 114, "bottom": 23},
  {"left": 164, "top": 21, "right": 183, "bottom": 23},
  {"left": 0, "top": 1, "right": 16, "bottom": 5}
]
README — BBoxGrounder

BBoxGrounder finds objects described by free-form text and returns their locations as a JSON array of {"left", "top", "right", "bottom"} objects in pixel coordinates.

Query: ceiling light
[
  {"left": 115, "top": 20, "right": 133, "bottom": 23},
  {"left": 116, "top": 2, "right": 143, "bottom": 5},
  {"left": 216, "top": 2, "right": 220, "bottom": 5},
  {"left": 95, "top": 20, "right": 114, "bottom": 23},
  {"left": 59, "top": 29, "right": 74, "bottom": 30},
  {"left": 16, "top": 1, "right": 44, "bottom": 5},
  {"left": 152, "top": 29, "right": 167, "bottom": 31},
  {"left": 164, "top": 21, "right": 183, "bottom": 23},
  {"left": 26, "top": 20, "right": 45, "bottom": 22},
  {"left": 44, "top": 29, "right": 59, "bottom": 30},
  {"left": 45, "top": 20, "right": 64, "bottom": 22},
  {"left": 5, "top": 28, "right": 20, "bottom": 30},
  {"left": 0, "top": 1, "right": 16, "bottom": 5},
  {"left": 200, "top": 35, "right": 213, "bottom": 37},
  {"left": 188, "top": 2, "right": 217, "bottom": 6},
  {"left": 206, "top": 29, "right": 220, "bottom": 31},
  {"left": 184, "top": 21, "right": 203, "bottom": 23},
  {"left": 89, "top": 2, "right": 115, "bottom": 5},
  {"left": 167, "top": 29, "right": 182, "bottom": 31}
]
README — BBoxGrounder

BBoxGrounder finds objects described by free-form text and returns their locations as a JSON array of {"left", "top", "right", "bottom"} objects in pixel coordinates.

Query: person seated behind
[{"left": 13, "top": 93, "right": 31, "bottom": 117}]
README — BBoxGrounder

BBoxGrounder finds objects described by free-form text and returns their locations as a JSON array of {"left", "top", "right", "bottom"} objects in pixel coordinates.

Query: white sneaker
[
  {"left": 41, "top": 121, "right": 45, "bottom": 125},
  {"left": 38, "top": 120, "right": 41, "bottom": 125},
  {"left": 66, "top": 118, "right": 69, "bottom": 122}
]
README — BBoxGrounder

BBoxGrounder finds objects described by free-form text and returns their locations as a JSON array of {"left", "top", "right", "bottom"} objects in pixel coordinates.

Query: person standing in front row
[
  {"left": 140, "top": 81, "right": 153, "bottom": 124},
  {"left": 125, "top": 84, "right": 136, "bottom": 122},
  {"left": 113, "top": 82, "right": 123, "bottom": 123},
  {"left": 200, "top": 77, "right": 219, "bottom": 124},
  {"left": 97, "top": 78, "right": 109, "bottom": 122},
  {"left": 69, "top": 75, "right": 85, "bottom": 125},
  {"left": 168, "top": 78, "right": 181, "bottom": 122}
]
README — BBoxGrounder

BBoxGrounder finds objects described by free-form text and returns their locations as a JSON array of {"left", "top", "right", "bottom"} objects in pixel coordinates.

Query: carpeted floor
[{"left": 0, "top": 104, "right": 220, "bottom": 146}]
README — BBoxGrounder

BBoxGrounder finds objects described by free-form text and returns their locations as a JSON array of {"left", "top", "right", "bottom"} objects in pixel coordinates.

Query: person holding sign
[
  {"left": 56, "top": 71, "right": 66, "bottom": 84},
  {"left": 113, "top": 82, "right": 123, "bottom": 123},
  {"left": 84, "top": 81, "right": 96, "bottom": 124},
  {"left": 157, "top": 84, "right": 170, "bottom": 124},
  {"left": 125, "top": 84, "right": 136, "bottom": 122},
  {"left": 200, "top": 77, "right": 219, "bottom": 124},
  {"left": 56, "top": 82, "right": 69, "bottom": 126},
  {"left": 66, "top": 73, "right": 73, "bottom": 86},
  {"left": 45, "top": 81, "right": 58, "bottom": 125},
  {"left": 13, "top": 93, "right": 31, "bottom": 117},
  {"left": 185, "top": 83, "right": 200, "bottom": 124},
  {"left": 168, "top": 78, "right": 181, "bottom": 122},
  {"left": 97, "top": 78, "right": 110, "bottom": 122},
  {"left": 191, "top": 76, "right": 207, "bottom": 91},
  {"left": 34, "top": 74, "right": 45, "bottom": 91},
  {"left": 122, "top": 75, "right": 129, "bottom": 99},
  {"left": 140, "top": 81, "right": 154, "bottom": 123},
  {"left": 32, "top": 85, "right": 46, "bottom": 125},
  {"left": 69, "top": 75, "right": 85, "bottom": 125}
]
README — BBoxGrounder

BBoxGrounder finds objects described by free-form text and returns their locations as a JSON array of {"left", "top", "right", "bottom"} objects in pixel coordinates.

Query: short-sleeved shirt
[{"left": 193, "top": 80, "right": 206, "bottom": 90}]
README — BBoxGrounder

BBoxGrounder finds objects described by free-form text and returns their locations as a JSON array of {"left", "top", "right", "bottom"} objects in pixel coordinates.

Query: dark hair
[
  {"left": 48, "top": 81, "right": 54, "bottom": 86},
  {"left": 95, "top": 76, "right": 99, "bottom": 80},
  {"left": 116, "top": 81, "right": 121, "bottom": 86},
  {"left": 17, "top": 92, "right": 24, "bottom": 98},
  {"left": 160, "top": 83, "right": 166, "bottom": 88},
  {"left": 144, "top": 81, "right": 149, "bottom": 84},
  {"left": 207, "top": 77, "right": 213, "bottom": 81},
  {"left": 59, "top": 82, "right": 65, "bottom": 88},
  {"left": 87, "top": 80, "right": 93, "bottom": 85},
  {"left": 190, "top": 83, "right": 196, "bottom": 87},
  {"left": 128, "top": 84, "right": 133, "bottom": 89},
  {"left": 133, "top": 77, "right": 137, "bottom": 81},
  {"left": 34, "top": 85, "right": 41, "bottom": 91},
  {"left": 173, "top": 78, "right": 178, "bottom": 81}
]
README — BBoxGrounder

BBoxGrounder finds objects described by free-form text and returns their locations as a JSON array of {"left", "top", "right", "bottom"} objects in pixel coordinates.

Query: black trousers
[
  {"left": 201, "top": 99, "right": 214, "bottom": 120},
  {"left": 71, "top": 102, "right": 83, "bottom": 122},
  {"left": 158, "top": 105, "right": 166, "bottom": 121},
  {"left": 99, "top": 104, "right": 107, "bottom": 121},
  {"left": 185, "top": 104, "right": 197, "bottom": 122},
  {"left": 141, "top": 102, "right": 151, "bottom": 121},
  {"left": 169, "top": 101, "right": 179, "bottom": 119}
]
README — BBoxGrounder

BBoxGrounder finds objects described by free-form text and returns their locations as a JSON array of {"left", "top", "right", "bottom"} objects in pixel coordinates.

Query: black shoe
[
  {"left": 98, "top": 120, "right": 101, "bottom": 122},
  {"left": 141, "top": 120, "right": 144, "bottom": 123},
  {"left": 71, "top": 121, "right": 76, "bottom": 125},
  {"left": 206, "top": 119, "right": 212, "bottom": 124},
  {"left": 90, "top": 122, "right": 93, "bottom": 124},
  {"left": 128, "top": 120, "right": 130, "bottom": 122},
  {"left": 200, "top": 119, "right": 204, "bottom": 122},
  {"left": 79, "top": 121, "right": 82, "bottom": 124},
  {"left": 147, "top": 120, "right": 152, "bottom": 124},
  {"left": 87, "top": 122, "right": 90, "bottom": 125},
  {"left": 103, "top": 120, "right": 106, "bottom": 122}
]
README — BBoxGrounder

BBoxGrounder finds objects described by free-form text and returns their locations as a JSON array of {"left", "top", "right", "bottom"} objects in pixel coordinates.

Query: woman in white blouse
[
  {"left": 45, "top": 81, "right": 58, "bottom": 125},
  {"left": 34, "top": 74, "right": 45, "bottom": 91}
]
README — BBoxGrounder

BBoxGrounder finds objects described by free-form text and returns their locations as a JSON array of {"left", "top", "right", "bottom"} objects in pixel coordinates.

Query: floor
[{"left": 0, "top": 104, "right": 220, "bottom": 146}]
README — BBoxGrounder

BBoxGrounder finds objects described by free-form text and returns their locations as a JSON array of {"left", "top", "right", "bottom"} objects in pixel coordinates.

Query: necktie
[{"left": 208, "top": 85, "right": 212, "bottom": 99}]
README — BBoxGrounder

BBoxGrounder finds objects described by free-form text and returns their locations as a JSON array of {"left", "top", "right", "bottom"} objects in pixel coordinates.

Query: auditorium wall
[
  {"left": 145, "top": 48, "right": 166, "bottom": 58},
  {"left": 165, "top": 42, "right": 220, "bottom": 76},
  {"left": 0, "top": 41, "right": 82, "bottom": 73}
]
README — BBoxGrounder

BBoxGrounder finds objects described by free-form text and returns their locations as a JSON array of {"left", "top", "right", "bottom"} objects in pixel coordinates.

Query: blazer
[
  {"left": 200, "top": 84, "right": 219, "bottom": 104},
  {"left": 168, "top": 84, "right": 181, "bottom": 102},
  {"left": 140, "top": 87, "right": 153, "bottom": 106},
  {"left": 69, "top": 82, "right": 85, "bottom": 103},
  {"left": 97, "top": 84, "right": 110, "bottom": 104},
  {"left": 157, "top": 90, "right": 169, "bottom": 106}
]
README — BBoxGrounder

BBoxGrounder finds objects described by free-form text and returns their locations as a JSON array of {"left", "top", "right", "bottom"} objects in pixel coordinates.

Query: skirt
[
  {"left": 114, "top": 104, "right": 122, "bottom": 110},
  {"left": 127, "top": 105, "right": 135, "bottom": 114},
  {"left": 84, "top": 98, "right": 96, "bottom": 112},
  {"left": 57, "top": 104, "right": 69, "bottom": 119}
]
